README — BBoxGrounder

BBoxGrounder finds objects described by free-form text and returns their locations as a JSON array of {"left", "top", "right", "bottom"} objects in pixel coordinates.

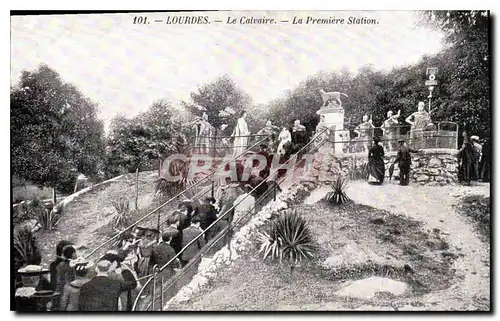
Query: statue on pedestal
[
  {"left": 277, "top": 127, "right": 292, "bottom": 156},
  {"left": 314, "top": 115, "right": 333, "bottom": 150},
  {"left": 319, "top": 89, "right": 348, "bottom": 108},
  {"left": 194, "top": 112, "right": 213, "bottom": 154},
  {"left": 405, "top": 102, "right": 431, "bottom": 149},
  {"left": 257, "top": 120, "right": 280, "bottom": 152},
  {"left": 354, "top": 115, "right": 375, "bottom": 153},
  {"left": 231, "top": 110, "right": 250, "bottom": 157},
  {"left": 381, "top": 110, "right": 401, "bottom": 152}
]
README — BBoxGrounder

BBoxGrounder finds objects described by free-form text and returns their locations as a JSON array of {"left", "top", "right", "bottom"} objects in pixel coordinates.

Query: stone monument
[{"left": 316, "top": 90, "right": 350, "bottom": 153}]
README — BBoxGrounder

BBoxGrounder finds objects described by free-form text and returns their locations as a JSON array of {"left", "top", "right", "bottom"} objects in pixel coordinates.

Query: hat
[
  {"left": 398, "top": 139, "right": 405, "bottom": 143},
  {"left": 470, "top": 135, "right": 480, "bottom": 141},
  {"left": 372, "top": 136, "right": 381, "bottom": 143}
]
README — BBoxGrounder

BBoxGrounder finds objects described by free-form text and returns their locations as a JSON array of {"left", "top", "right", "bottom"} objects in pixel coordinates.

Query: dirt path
[{"left": 343, "top": 180, "right": 490, "bottom": 310}]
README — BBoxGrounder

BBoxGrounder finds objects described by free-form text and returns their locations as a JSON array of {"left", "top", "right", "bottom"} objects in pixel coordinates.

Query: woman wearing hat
[{"left": 367, "top": 136, "right": 385, "bottom": 185}]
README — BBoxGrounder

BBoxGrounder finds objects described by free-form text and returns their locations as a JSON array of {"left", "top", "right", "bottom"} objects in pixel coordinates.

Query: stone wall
[{"left": 307, "top": 148, "right": 459, "bottom": 186}]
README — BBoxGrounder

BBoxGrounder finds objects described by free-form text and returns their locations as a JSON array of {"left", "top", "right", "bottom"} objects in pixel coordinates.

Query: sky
[{"left": 11, "top": 11, "right": 445, "bottom": 128}]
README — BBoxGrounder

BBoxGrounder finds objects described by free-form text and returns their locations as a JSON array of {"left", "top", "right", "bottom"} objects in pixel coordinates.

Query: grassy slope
[
  {"left": 169, "top": 200, "right": 461, "bottom": 311},
  {"left": 35, "top": 171, "right": 158, "bottom": 265}
]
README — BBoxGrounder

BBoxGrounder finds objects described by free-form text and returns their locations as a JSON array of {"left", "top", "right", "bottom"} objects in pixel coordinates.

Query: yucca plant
[
  {"left": 35, "top": 201, "right": 63, "bottom": 230},
  {"left": 257, "top": 210, "right": 317, "bottom": 277},
  {"left": 111, "top": 197, "right": 133, "bottom": 232},
  {"left": 13, "top": 226, "right": 42, "bottom": 273},
  {"left": 325, "top": 175, "right": 350, "bottom": 205}
]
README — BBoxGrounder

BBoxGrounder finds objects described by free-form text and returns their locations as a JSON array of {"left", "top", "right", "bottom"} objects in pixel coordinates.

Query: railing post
[
  {"left": 152, "top": 265, "right": 159, "bottom": 311},
  {"left": 157, "top": 211, "right": 160, "bottom": 242},
  {"left": 273, "top": 180, "right": 276, "bottom": 201},
  {"left": 160, "top": 275, "right": 164, "bottom": 309}
]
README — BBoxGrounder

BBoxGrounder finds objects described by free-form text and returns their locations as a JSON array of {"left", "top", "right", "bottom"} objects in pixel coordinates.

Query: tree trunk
[
  {"left": 135, "top": 168, "right": 139, "bottom": 210},
  {"left": 52, "top": 187, "right": 57, "bottom": 204}
]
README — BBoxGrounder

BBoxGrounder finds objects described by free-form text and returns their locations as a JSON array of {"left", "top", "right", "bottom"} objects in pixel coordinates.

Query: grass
[
  {"left": 34, "top": 171, "right": 159, "bottom": 264},
  {"left": 456, "top": 195, "right": 490, "bottom": 243},
  {"left": 168, "top": 201, "right": 460, "bottom": 311},
  {"left": 12, "top": 185, "right": 53, "bottom": 203}
]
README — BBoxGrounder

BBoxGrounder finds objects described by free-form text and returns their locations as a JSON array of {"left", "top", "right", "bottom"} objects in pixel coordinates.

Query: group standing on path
[{"left": 366, "top": 129, "right": 488, "bottom": 187}]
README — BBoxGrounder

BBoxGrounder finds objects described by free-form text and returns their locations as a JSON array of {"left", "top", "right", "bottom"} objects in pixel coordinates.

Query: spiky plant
[
  {"left": 258, "top": 210, "right": 317, "bottom": 277},
  {"left": 13, "top": 226, "right": 42, "bottom": 273},
  {"left": 325, "top": 175, "right": 350, "bottom": 205},
  {"left": 111, "top": 197, "right": 133, "bottom": 231}
]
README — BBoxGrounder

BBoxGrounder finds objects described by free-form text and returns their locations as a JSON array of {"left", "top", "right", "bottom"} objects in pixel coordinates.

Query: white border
[{"left": 3, "top": 1, "right": 497, "bottom": 320}]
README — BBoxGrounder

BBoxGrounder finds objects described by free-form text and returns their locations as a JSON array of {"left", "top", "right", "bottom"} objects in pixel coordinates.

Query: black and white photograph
[{"left": 10, "top": 9, "right": 491, "bottom": 312}]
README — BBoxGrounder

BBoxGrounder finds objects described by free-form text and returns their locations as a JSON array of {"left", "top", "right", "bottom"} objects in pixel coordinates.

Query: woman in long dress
[
  {"left": 457, "top": 131, "right": 476, "bottom": 185},
  {"left": 277, "top": 127, "right": 292, "bottom": 156},
  {"left": 367, "top": 136, "right": 385, "bottom": 185},
  {"left": 232, "top": 111, "right": 250, "bottom": 158}
]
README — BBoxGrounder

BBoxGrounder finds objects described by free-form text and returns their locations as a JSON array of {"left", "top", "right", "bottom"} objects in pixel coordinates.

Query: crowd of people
[{"left": 16, "top": 177, "right": 264, "bottom": 312}]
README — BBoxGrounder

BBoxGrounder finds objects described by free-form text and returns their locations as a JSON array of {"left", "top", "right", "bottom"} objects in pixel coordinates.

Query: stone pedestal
[{"left": 317, "top": 105, "right": 349, "bottom": 154}]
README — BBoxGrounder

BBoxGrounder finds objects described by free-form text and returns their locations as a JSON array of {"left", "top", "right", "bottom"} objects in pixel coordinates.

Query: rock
[
  {"left": 429, "top": 158, "right": 442, "bottom": 167},
  {"left": 428, "top": 168, "right": 440, "bottom": 176},
  {"left": 335, "top": 277, "right": 408, "bottom": 299},
  {"left": 434, "top": 176, "right": 445, "bottom": 182},
  {"left": 416, "top": 175, "right": 429, "bottom": 182}
]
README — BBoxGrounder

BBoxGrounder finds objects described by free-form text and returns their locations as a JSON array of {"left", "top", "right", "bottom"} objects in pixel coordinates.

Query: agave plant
[
  {"left": 13, "top": 226, "right": 42, "bottom": 273},
  {"left": 325, "top": 175, "right": 350, "bottom": 205},
  {"left": 258, "top": 210, "right": 317, "bottom": 276},
  {"left": 111, "top": 197, "right": 133, "bottom": 231}
]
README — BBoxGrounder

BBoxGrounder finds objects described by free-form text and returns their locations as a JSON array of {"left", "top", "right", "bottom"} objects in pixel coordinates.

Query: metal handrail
[
  {"left": 84, "top": 134, "right": 272, "bottom": 260},
  {"left": 131, "top": 128, "right": 328, "bottom": 311},
  {"left": 148, "top": 136, "right": 321, "bottom": 311}
]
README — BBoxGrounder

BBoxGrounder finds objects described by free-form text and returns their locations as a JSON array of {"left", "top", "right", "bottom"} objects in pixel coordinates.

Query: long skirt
[{"left": 368, "top": 158, "right": 385, "bottom": 184}]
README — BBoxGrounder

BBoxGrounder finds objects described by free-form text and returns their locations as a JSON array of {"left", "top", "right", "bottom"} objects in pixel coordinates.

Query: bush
[
  {"left": 349, "top": 163, "right": 368, "bottom": 180},
  {"left": 13, "top": 226, "right": 42, "bottom": 273},
  {"left": 111, "top": 197, "right": 134, "bottom": 232},
  {"left": 257, "top": 210, "right": 317, "bottom": 269},
  {"left": 35, "top": 201, "right": 63, "bottom": 230},
  {"left": 325, "top": 175, "right": 350, "bottom": 205}
]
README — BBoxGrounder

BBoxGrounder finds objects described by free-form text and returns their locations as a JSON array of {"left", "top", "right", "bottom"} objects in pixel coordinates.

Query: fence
[
  {"left": 84, "top": 134, "right": 273, "bottom": 263},
  {"left": 131, "top": 128, "right": 328, "bottom": 311},
  {"left": 312, "top": 121, "right": 459, "bottom": 153},
  {"left": 191, "top": 133, "right": 270, "bottom": 157}
]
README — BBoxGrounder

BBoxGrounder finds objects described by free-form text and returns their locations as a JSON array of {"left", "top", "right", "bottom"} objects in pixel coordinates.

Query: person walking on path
[{"left": 391, "top": 139, "right": 421, "bottom": 186}]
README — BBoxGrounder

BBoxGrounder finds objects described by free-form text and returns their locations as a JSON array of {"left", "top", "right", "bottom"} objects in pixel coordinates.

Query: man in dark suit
[
  {"left": 49, "top": 240, "right": 73, "bottom": 310},
  {"left": 151, "top": 230, "right": 181, "bottom": 278},
  {"left": 78, "top": 260, "right": 125, "bottom": 311},
  {"left": 195, "top": 197, "right": 218, "bottom": 241},
  {"left": 180, "top": 216, "right": 206, "bottom": 266},
  {"left": 392, "top": 139, "right": 421, "bottom": 186}
]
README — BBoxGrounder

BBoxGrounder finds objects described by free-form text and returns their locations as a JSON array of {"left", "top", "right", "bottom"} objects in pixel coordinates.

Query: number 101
[{"left": 133, "top": 16, "right": 148, "bottom": 24}]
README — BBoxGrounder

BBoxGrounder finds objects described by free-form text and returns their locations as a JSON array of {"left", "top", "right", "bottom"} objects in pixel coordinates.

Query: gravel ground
[{"left": 167, "top": 181, "right": 490, "bottom": 311}]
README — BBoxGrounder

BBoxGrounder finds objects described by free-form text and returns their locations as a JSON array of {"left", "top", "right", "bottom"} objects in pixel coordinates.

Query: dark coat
[
  {"left": 151, "top": 242, "right": 178, "bottom": 268},
  {"left": 55, "top": 260, "right": 75, "bottom": 295},
  {"left": 49, "top": 258, "right": 64, "bottom": 291},
  {"left": 181, "top": 226, "right": 206, "bottom": 262},
  {"left": 59, "top": 278, "right": 90, "bottom": 311},
  {"left": 78, "top": 276, "right": 124, "bottom": 311}
]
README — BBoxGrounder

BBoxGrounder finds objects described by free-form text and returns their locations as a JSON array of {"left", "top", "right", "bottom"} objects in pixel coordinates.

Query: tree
[
  {"left": 420, "top": 10, "right": 490, "bottom": 137},
  {"left": 183, "top": 74, "right": 252, "bottom": 132},
  {"left": 11, "top": 64, "right": 106, "bottom": 195},
  {"left": 104, "top": 99, "right": 194, "bottom": 178}
]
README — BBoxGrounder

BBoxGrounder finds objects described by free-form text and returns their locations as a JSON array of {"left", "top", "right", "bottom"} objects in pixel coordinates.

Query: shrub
[
  {"left": 13, "top": 226, "right": 42, "bottom": 273},
  {"left": 257, "top": 210, "right": 317, "bottom": 272},
  {"left": 111, "top": 197, "right": 133, "bottom": 231},
  {"left": 325, "top": 175, "right": 350, "bottom": 205},
  {"left": 349, "top": 163, "right": 368, "bottom": 180}
]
